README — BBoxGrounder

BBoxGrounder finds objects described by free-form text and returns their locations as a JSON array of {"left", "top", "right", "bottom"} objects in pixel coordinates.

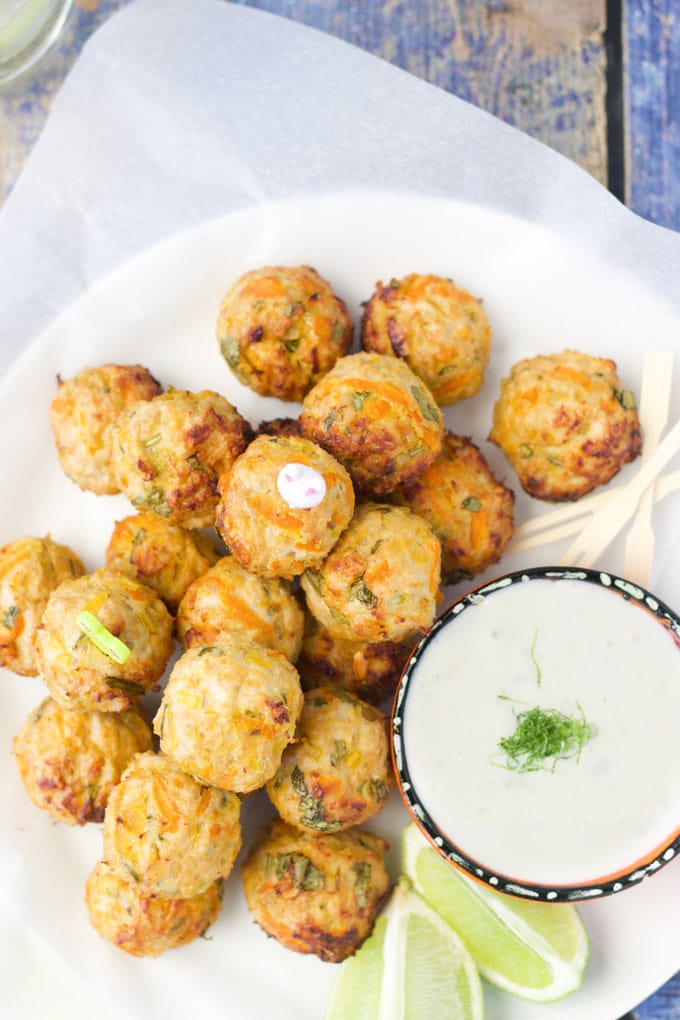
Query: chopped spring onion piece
[{"left": 76, "top": 611, "right": 131, "bottom": 664}]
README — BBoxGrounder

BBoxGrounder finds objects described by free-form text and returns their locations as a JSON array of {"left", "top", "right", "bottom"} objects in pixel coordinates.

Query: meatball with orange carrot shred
[
  {"left": 241, "top": 818, "right": 390, "bottom": 962},
  {"left": 216, "top": 265, "right": 353, "bottom": 401},
  {"left": 296, "top": 612, "right": 418, "bottom": 706},
  {"left": 113, "top": 389, "right": 252, "bottom": 529},
  {"left": 361, "top": 273, "right": 491, "bottom": 405},
  {"left": 300, "top": 351, "right": 444, "bottom": 495},
  {"left": 266, "top": 686, "right": 391, "bottom": 833},
  {"left": 49, "top": 363, "right": 162, "bottom": 495},
  {"left": 300, "top": 502, "right": 440, "bottom": 643},
  {"left": 154, "top": 637, "right": 303, "bottom": 793},
  {"left": 85, "top": 857, "right": 222, "bottom": 957},
  {"left": 215, "top": 434, "right": 354, "bottom": 580},
  {"left": 177, "top": 555, "right": 304, "bottom": 662},
  {"left": 489, "top": 349, "right": 642, "bottom": 501},
  {"left": 390, "top": 432, "right": 515, "bottom": 583},
  {"left": 105, "top": 511, "right": 219, "bottom": 614},
  {"left": 0, "top": 534, "right": 84, "bottom": 676},
  {"left": 13, "top": 697, "right": 152, "bottom": 825},
  {"left": 36, "top": 568, "right": 174, "bottom": 712},
  {"left": 102, "top": 752, "right": 242, "bottom": 898}
]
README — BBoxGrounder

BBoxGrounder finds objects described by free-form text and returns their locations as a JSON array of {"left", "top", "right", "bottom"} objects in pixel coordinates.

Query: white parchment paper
[
  {"left": 2, "top": 3, "right": 680, "bottom": 1019},
  {"left": 1, "top": 0, "right": 679, "bottom": 370}
]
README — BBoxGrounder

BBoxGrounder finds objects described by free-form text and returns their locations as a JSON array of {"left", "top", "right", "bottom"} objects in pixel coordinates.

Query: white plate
[{"left": 2, "top": 192, "right": 680, "bottom": 1020}]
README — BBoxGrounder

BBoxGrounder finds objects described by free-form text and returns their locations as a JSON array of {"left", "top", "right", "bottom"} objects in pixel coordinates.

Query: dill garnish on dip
[{"left": 497, "top": 704, "right": 594, "bottom": 773}]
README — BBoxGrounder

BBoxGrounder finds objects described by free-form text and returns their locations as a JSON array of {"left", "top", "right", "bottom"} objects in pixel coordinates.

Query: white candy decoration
[{"left": 277, "top": 462, "right": 327, "bottom": 509}]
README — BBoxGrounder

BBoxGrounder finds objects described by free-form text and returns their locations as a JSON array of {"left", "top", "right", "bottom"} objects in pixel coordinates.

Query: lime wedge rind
[{"left": 401, "top": 822, "right": 589, "bottom": 1004}]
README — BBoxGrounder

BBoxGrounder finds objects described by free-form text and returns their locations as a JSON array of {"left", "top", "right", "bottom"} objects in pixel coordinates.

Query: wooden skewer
[
  {"left": 507, "top": 470, "right": 680, "bottom": 553},
  {"left": 559, "top": 417, "right": 680, "bottom": 569},
  {"left": 622, "top": 351, "right": 674, "bottom": 586}
]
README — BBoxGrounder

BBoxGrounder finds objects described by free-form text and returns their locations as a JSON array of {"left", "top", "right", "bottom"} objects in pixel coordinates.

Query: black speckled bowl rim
[{"left": 391, "top": 565, "right": 680, "bottom": 903}]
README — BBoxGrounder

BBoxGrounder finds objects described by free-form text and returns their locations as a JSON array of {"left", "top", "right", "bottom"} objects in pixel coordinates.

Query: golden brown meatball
[
  {"left": 49, "top": 364, "right": 162, "bottom": 494},
  {"left": 154, "top": 637, "right": 303, "bottom": 793},
  {"left": 296, "top": 613, "right": 417, "bottom": 706},
  {"left": 216, "top": 265, "right": 353, "bottom": 401},
  {"left": 301, "top": 503, "right": 440, "bottom": 643},
  {"left": 0, "top": 535, "right": 84, "bottom": 676},
  {"left": 300, "top": 351, "right": 444, "bottom": 495},
  {"left": 105, "top": 511, "right": 219, "bottom": 614},
  {"left": 489, "top": 349, "right": 642, "bottom": 501},
  {"left": 114, "top": 389, "right": 252, "bottom": 528},
  {"left": 390, "top": 432, "right": 515, "bottom": 583},
  {"left": 12, "top": 698, "right": 152, "bottom": 825},
  {"left": 36, "top": 568, "right": 175, "bottom": 712},
  {"left": 177, "top": 555, "right": 304, "bottom": 662},
  {"left": 241, "top": 819, "right": 390, "bottom": 962},
  {"left": 215, "top": 435, "right": 354, "bottom": 580},
  {"left": 361, "top": 273, "right": 491, "bottom": 405},
  {"left": 266, "top": 687, "right": 391, "bottom": 832},
  {"left": 85, "top": 858, "right": 222, "bottom": 957},
  {"left": 102, "top": 752, "right": 241, "bottom": 897}
]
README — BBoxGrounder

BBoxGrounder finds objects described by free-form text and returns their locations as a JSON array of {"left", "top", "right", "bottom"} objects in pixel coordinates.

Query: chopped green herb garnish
[
  {"left": 136, "top": 487, "right": 172, "bottom": 518},
  {"left": 2, "top": 605, "right": 19, "bottom": 630},
  {"left": 350, "top": 576, "right": 377, "bottom": 607},
  {"left": 498, "top": 705, "right": 593, "bottom": 773},
  {"left": 461, "top": 496, "right": 481, "bottom": 512},
  {"left": 546, "top": 453, "right": 562, "bottom": 467},
  {"left": 283, "top": 302, "right": 295, "bottom": 317},
  {"left": 105, "top": 678, "right": 145, "bottom": 696},
  {"left": 330, "top": 740, "right": 347, "bottom": 766},
  {"left": 614, "top": 388, "right": 636, "bottom": 410},
  {"left": 77, "top": 611, "right": 131, "bottom": 664},
  {"left": 142, "top": 433, "right": 162, "bottom": 449},
  {"left": 220, "top": 336, "right": 241, "bottom": 369},
  {"left": 291, "top": 766, "right": 341, "bottom": 831},
  {"left": 323, "top": 409, "right": 337, "bottom": 430},
  {"left": 410, "top": 386, "right": 440, "bottom": 424},
  {"left": 351, "top": 390, "right": 372, "bottom": 412},
  {"left": 276, "top": 852, "right": 325, "bottom": 891},
  {"left": 519, "top": 444, "right": 533, "bottom": 458},
  {"left": 282, "top": 337, "right": 301, "bottom": 352},
  {"left": 352, "top": 862, "right": 372, "bottom": 908},
  {"left": 530, "top": 628, "right": 541, "bottom": 687}
]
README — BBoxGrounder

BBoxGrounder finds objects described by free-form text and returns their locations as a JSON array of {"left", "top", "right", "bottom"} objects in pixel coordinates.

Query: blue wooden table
[{"left": 1, "top": 2, "right": 679, "bottom": 1017}]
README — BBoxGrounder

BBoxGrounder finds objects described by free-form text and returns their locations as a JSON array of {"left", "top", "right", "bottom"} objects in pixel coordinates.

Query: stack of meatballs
[{"left": 2, "top": 263, "right": 641, "bottom": 963}]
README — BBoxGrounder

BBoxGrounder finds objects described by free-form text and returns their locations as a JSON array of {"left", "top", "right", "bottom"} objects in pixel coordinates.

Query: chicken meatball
[
  {"left": 301, "top": 503, "right": 440, "bottom": 643},
  {"left": 49, "top": 364, "right": 161, "bottom": 494},
  {"left": 154, "top": 637, "right": 303, "bottom": 793},
  {"left": 102, "top": 752, "right": 241, "bottom": 897},
  {"left": 242, "top": 818, "right": 390, "bottom": 962},
  {"left": 489, "top": 349, "right": 642, "bottom": 501},
  {"left": 390, "top": 432, "right": 515, "bottom": 583},
  {"left": 85, "top": 858, "right": 222, "bottom": 957},
  {"left": 0, "top": 535, "right": 84, "bottom": 676},
  {"left": 12, "top": 698, "right": 152, "bottom": 825},
  {"left": 105, "top": 511, "right": 219, "bottom": 614},
  {"left": 36, "top": 568, "right": 175, "bottom": 712},
  {"left": 177, "top": 555, "right": 304, "bottom": 662},
  {"left": 215, "top": 434, "right": 354, "bottom": 580},
  {"left": 300, "top": 351, "right": 444, "bottom": 495},
  {"left": 296, "top": 613, "right": 417, "bottom": 706},
  {"left": 114, "top": 389, "right": 252, "bottom": 528},
  {"left": 266, "top": 687, "right": 391, "bottom": 832},
  {"left": 361, "top": 273, "right": 491, "bottom": 405},
  {"left": 216, "top": 265, "right": 353, "bottom": 401}
]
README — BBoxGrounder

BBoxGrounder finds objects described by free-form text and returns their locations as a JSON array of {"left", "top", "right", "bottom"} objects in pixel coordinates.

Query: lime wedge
[
  {"left": 325, "top": 877, "right": 484, "bottom": 1020},
  {"left": 401, "top": 822, "right": 589, "bottom": 1003}
]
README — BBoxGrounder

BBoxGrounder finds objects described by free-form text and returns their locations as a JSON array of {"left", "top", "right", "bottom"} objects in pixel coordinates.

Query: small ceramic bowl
[{"left": 392, "top": 566, "right": 680, "bottom": 902}]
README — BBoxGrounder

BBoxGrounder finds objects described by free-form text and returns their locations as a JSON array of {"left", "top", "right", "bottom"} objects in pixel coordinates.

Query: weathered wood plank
[
  {"left": 238, "top": 0, "right": 609, "bottom": 184},
  {"left": 624, "top": 0, "right": 680, "bottom": 230}
]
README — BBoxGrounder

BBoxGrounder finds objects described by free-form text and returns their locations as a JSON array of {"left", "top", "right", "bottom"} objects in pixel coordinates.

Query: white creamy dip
[
  {"left": 276, "top": 462, "right": 327, "bottom": 509},
  {"left": 402, "top": 577, "right": 680, "bottom": 887}
]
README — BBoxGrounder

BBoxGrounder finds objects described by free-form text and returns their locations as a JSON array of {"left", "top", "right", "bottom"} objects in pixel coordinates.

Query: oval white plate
[{"left": 1, "top": 192, "right": 680, "bottom": 1020}]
